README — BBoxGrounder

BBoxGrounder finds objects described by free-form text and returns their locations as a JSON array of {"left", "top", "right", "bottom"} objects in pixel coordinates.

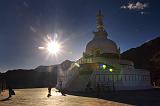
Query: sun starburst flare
[
  {"left": 47, "top": 41, "right": 60, "bottom": 54},
  {"left": 38, "top": 33, "right": 62, "bottom": 56}
]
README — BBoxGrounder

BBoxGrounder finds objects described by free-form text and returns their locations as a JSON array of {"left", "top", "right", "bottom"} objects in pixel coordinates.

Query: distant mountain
[
  {"left": 121, "top": 36, "right": 160, "bottom": 85},
  {"left": 35, "top": 65, "right": 57, "bottom": 72},
  {"left": 0, "top": 60, "right": 73, "bottom": 89}
]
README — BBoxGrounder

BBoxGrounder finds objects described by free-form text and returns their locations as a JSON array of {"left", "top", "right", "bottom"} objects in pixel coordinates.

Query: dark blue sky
[{"left": 0, "top": 0, "right": 160, "bottom": 72}]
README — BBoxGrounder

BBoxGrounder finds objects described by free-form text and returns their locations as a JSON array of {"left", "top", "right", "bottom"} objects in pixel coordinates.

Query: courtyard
[{"left": 0, "top": 88, "right": 160, "bottom": 106}]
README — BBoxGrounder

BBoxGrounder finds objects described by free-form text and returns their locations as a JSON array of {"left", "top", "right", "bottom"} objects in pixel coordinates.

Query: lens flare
[
  {"left": 109, "top": 68, "right": 113, "bottom": 72},
  {"left": 47, "top": 41, "right": 61, "bottom": 54},
  {"left": 38, "top": 47, "right": 45, "bottom": 50},
  {"left": 38, "top": 33, "right": 63, "bottom": 57}
]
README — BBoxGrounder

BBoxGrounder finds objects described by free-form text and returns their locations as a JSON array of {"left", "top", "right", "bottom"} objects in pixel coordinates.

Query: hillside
[
  {"left": 0, "top": 60, "right": 73, "bottom": 89},
  {"left": 121, "top": 37, "right": 160, "bottom": 85}
]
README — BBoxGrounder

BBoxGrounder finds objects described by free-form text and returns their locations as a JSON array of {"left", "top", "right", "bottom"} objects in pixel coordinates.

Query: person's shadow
[{"left": 0, "top": 97, "right": 11, "bottom": 101}]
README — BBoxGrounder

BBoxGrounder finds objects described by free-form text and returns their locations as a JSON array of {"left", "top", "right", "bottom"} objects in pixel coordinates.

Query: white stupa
[
  {"left": 56, "top": 10, "right": 152, "bottom": 91},
  {"left": 86, "top": 10, "right": 119, "bottom": 55}
]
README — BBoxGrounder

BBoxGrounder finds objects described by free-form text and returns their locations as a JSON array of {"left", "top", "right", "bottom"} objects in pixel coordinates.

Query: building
[{"left": 56, "top": 10, "right": 152, "bottom": 91}]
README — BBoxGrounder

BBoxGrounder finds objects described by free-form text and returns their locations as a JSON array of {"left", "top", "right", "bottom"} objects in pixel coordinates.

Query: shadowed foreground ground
[{"left": 0, "top": 88, "right": 160, "bottom": 106}]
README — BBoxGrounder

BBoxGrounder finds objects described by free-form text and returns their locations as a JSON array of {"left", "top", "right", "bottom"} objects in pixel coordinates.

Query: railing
[
  {"left": 120, "top": 60, "right": 134, "bottom": 66},
  {"left": 76, "top": 57, "right": 119, "bottom": 65}
]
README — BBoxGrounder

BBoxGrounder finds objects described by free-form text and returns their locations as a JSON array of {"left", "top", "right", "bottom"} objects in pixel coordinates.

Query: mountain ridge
[
  {"left": 121, "top": 36, "right": 160, "bottom": 85},
  {"left": 0, "top": 60, "right": 73, "bottom": 89}
]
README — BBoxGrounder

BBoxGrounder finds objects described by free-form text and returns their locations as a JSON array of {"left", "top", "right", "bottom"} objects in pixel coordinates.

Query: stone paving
[
  {"left": 0, "top": 88, "right": 160, "bottom": 106},
  {"left": 0, "top": 88, "right": 129, "bottom": 106}
]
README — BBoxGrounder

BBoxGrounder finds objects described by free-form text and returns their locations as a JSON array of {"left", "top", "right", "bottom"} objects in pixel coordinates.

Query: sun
[
  {"left": 47, "top": 41, "right": 61, "bottom": 54},
  {"left": 38, "top": 33, "right": 63, "bottom": 56}
]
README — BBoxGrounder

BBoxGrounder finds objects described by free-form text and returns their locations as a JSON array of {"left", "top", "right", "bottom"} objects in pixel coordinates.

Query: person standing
[
  {"left": 8, "top": 87, "right": 15, "bottom": 98},
  {"left": 47, "top": 86, "right": 52, "bottom": 97}
]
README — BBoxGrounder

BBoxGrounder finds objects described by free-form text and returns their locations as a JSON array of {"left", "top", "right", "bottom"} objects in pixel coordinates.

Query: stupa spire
[{"left": 96, "top": 10, "right": 105, "bottom": 32}]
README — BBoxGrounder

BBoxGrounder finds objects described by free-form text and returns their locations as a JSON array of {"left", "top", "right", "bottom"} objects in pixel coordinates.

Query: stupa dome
[
  {"left": 85, "top": 10, "right": 119, "bottom": 55},
  {"left": 85, "top": 32, "right": 118, "bottom": 55}
]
